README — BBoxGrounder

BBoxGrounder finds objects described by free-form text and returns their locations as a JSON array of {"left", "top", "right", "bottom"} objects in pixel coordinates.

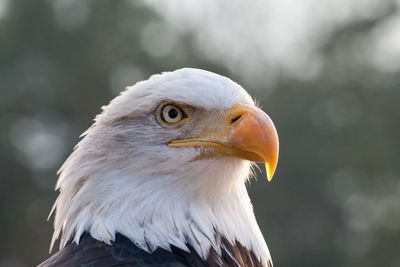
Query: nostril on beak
[{"left": 230, "top": 115, "right": 242, "bottom": 125}]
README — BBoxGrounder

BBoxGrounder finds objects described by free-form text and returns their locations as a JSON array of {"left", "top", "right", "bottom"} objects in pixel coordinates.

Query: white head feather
[{"left": 50, "top": 68, "right": 271, "bottom": 264}]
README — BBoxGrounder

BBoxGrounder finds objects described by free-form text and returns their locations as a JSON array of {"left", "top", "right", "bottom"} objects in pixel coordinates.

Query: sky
[{"left": 140, "top": 0, "right": 400, "bottom": 83}]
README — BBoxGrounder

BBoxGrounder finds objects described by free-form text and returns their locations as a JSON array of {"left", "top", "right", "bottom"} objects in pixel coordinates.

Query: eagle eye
[{"left": 159, "top": 104, "right": 187, "bottom": 125}]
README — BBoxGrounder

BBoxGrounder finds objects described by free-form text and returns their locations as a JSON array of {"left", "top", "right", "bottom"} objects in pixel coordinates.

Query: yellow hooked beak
[{"left": 169, "top": 103, "right": 279, "bottom": 181}]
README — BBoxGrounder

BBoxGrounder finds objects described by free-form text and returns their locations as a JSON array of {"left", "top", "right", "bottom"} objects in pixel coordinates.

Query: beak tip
[{"left": 265, "top": 162, "right": 276, "bottom": 182}]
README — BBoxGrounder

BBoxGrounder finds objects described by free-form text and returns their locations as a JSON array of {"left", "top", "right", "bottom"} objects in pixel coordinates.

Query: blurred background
[{"left": 1, "top": 0, "right": 400, "bottom": 266}]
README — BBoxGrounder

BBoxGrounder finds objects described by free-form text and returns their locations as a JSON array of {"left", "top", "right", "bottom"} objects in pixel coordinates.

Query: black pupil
[{"left": 168, "top": 108, "right": 179, "bottom": 119}]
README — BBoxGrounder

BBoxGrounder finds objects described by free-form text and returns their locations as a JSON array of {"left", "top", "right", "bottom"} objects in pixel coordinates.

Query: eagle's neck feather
[{"left": 51, "top": 151, "right": 271, "bottom": 265}]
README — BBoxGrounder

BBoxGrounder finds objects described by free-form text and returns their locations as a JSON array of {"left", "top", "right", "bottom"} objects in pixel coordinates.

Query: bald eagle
[{"left": 38, "top": 68, "right": 279, "bottom": 267}]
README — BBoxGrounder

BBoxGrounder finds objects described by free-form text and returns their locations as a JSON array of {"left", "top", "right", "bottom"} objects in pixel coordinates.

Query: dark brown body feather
[{"left": 38, "top": 233, "right": 271, "bottom": 267}]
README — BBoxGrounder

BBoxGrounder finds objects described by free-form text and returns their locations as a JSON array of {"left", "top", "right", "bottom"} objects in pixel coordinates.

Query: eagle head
[{"left": 50, "top": 68, "right": 279, "bottom": 265}]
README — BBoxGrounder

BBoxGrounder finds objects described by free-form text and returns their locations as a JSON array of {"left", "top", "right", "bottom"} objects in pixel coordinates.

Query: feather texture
[
  {"left": 44, "top": 68, "right": 273, "bottom": 266},
  {"left": 39, "top": 232, "right": 270, "bottom": 267}
]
